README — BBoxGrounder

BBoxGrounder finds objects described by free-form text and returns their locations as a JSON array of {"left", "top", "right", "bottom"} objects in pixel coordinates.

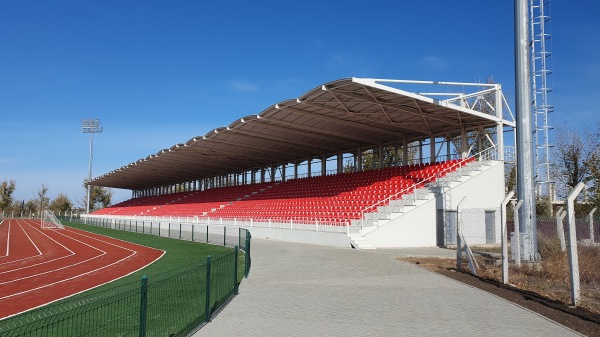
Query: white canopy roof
[{"left": 91, "top": 78, "right": 513, "bottom": 190}]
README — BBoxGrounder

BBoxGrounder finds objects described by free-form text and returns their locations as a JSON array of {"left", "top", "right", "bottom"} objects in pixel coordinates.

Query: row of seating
[{"left": 93, "top": 158, "right": 471, "bottom": 223}]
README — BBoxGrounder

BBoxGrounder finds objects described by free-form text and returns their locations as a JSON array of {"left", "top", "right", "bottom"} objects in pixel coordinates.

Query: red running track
[{"left": 0, "top": 218, "right": 164, "bottom": 319}]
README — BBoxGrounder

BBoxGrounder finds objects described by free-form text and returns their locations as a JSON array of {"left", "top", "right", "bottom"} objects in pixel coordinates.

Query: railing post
[
  {"left": 224, "top": 226, "right": 227, "bottom": 246},
  {"left": 205, "top": 256, "right": 212, "bottom": 322},
  {"left": 179, "top": 223, "right": 182, "bottom": 240},
  {"left": 192, "top": 224, "right": 195, "bottom": 242},
  {"left": 206, "top": 225, "right": 209, "bottom": 243},
  {"left": 139, "top": 275, "right": 148, "bottom": 337}
]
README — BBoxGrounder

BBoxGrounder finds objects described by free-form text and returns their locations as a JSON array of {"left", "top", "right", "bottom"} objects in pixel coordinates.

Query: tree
[
  {"left": 24, "top": 199, "right": 37, "bottom": 216},
  {"left": 585, "top": 128, "right": 600, "bottom": 208},
  {"left": 82, "top": 179, "right": 113, "bottom": 212},
  {"left": 35, "top": 184, "right": 50, "bottom": 217},
  {"left": 49, "top": 193, "right": 73, "bottom": 215},
  {"left": 552, "top": 127, "right": 599, "bottom": 200},
  {"left": 0, "top": 180, "right": 16, "bottom": 214}
]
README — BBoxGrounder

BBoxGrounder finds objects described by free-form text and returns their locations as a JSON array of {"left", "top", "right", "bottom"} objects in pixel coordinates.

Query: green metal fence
[{"left": 0, "top": 219, "right": 252, "bottom": 337}]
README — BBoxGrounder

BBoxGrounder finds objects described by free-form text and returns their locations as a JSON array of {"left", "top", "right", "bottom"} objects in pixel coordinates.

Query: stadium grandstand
[{"left": 86, "top": 78, "right": 515, "bottom": 249}]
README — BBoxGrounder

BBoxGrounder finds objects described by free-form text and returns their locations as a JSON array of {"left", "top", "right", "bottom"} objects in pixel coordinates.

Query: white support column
[
  {"left": 294, "top": 161, "right": 298, "bottom": 179},
  {"left": 430, "top": 135, "right": 436, "bottom": 163},
  {"left": 378, "top": 143, "right": 383, "bottom": 168},
  {"left": 402, "top": 139, "right": 408, "bottom": 166},
  {"left": 270, "top": 164, "right": 275, "bottom": 182},
  {"left": 461, "top": 129, "right": 468, "bottom": 159},
  {"left": 477, "top": 128, "right": 483, "bottom": 157},
  {"left": 496, "top": 84, "right": 504, "bottom": 161},
  {"left": 282, "top": 163, "right": 286, "bottom": 182}
]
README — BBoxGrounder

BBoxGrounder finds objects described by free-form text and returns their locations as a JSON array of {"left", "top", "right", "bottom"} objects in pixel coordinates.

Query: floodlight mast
[{"left": 82, "top": 119, "right": 103, "bottom": 214}]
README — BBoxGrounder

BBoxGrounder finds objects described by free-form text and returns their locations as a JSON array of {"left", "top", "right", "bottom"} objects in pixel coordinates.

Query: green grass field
[{"left": 0, "top": 221, "right": 247, "bottom": 337}]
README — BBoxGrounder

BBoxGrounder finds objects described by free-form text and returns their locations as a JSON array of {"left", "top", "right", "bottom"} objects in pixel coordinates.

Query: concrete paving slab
[{"left": 193, "top": 239, "right": 580, "bottom": 337}]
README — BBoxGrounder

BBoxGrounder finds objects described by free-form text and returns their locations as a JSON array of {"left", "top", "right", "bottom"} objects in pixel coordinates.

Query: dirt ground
[{"left": 400, "top": 257, "right": 600, "bottom": 337}]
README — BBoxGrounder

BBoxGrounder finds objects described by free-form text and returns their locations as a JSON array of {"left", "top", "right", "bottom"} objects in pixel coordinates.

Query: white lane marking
[
  {"left": 0, "top": 229, "right": 140, "bottom": 300},
  {"left": 0, "top": 220, "right": 74, "bottom": 271},
  {"left": 0, "top": 220, "right": 106, "bottom": 285},
  {"left": 0, "top": 247, "right": 165, "bottom": 321},
  {"left": 17, "top": 220, "right": 42, "bottom": 255}
]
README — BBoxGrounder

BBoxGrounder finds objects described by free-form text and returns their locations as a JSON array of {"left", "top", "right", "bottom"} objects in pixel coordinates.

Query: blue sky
[{"left": 1, "top": 0, "right": 598, "bottom": 204}]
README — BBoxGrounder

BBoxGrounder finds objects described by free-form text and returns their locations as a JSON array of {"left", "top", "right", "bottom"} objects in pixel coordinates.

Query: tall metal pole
[
  {"left": 515, "top": 0, "right": 538, "bottom": 258},
  {"left": 87, "top": 132, "right": 93, "bottom": 214},
  {"left": 82, "top": 119, "right": 102, "bottom": 215}
]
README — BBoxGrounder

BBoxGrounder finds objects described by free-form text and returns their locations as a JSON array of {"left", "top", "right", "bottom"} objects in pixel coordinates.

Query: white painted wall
[
  {"left": 364, "top": 198, "right": 438, "bottom": 247},
  {"left": 444, "top": 162, "right": 505, "bottom": 209},
  {"left": 245, "top": 227, "right": 351, "bottom": 248}
]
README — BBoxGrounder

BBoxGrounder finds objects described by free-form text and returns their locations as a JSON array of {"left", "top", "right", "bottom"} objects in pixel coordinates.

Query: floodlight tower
[{"left": 82, "top": 119, "right": 103, "bottom": 214}]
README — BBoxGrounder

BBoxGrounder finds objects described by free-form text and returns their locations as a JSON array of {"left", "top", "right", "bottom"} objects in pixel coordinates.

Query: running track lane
[{"left": 0, "top": 220, "right": 164, "bottom": 319}]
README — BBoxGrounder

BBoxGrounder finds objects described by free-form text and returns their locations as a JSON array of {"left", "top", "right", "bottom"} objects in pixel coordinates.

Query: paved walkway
[{"left": 193, "top": 239, "right": 580, "bottom": 337}]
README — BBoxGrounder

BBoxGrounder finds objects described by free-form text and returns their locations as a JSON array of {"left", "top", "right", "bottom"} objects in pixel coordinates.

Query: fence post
[
  {"left": 245, "top": 232, "right": 251, "bottom": 278},
  {"left": 234, "top": 246, "right": 239, "bottom": 295},
  {"left": 456, "top": 197, "right": 467, "bottom": 271},
  {"left": 512, "top": 200, "right": 524, "bottom": 266},
  {"left": 205, "top": 256, "right": 212, "bottom": 322},
  {"left": 556, "top": 207, "right": 567, "bottom": 252},
  {"left": 224, "top": 226, "right": 226, "bottom": 246},
  {"left": 566, "top": 182, "right": 585, "bottom": 307},
  {"left": 179, "top": 223, "right": 182, "bottom": 240},
  {"left": 206, "top": 225, "right": 209, "bottom": 243},
  {"left": 139, "top": 275, "right": 148, "bottom": 337},
  {"left": 168, "top": 222, "right": 171, "bottom": 238},
  {"left": 589, "top": 207, "right": 597, "bottom": 243},
  {"left": 192, "top": 224, "right": 195, "bottom": 242},
  {"left": 501, "top": 191, "right": 515, "bottom": 285}
]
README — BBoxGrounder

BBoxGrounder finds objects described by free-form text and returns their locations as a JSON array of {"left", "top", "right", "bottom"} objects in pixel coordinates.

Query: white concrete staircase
[{"left": 349, "top": 159, "right": 496, "bottom": 249}]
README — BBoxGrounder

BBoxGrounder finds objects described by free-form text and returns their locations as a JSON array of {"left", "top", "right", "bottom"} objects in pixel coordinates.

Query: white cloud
[
  {"left": 420, "top": 56, "right": 448, "bottom": 70},
  {"left": 229, "top": 80, "right": 259, "bottom": 93}
]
